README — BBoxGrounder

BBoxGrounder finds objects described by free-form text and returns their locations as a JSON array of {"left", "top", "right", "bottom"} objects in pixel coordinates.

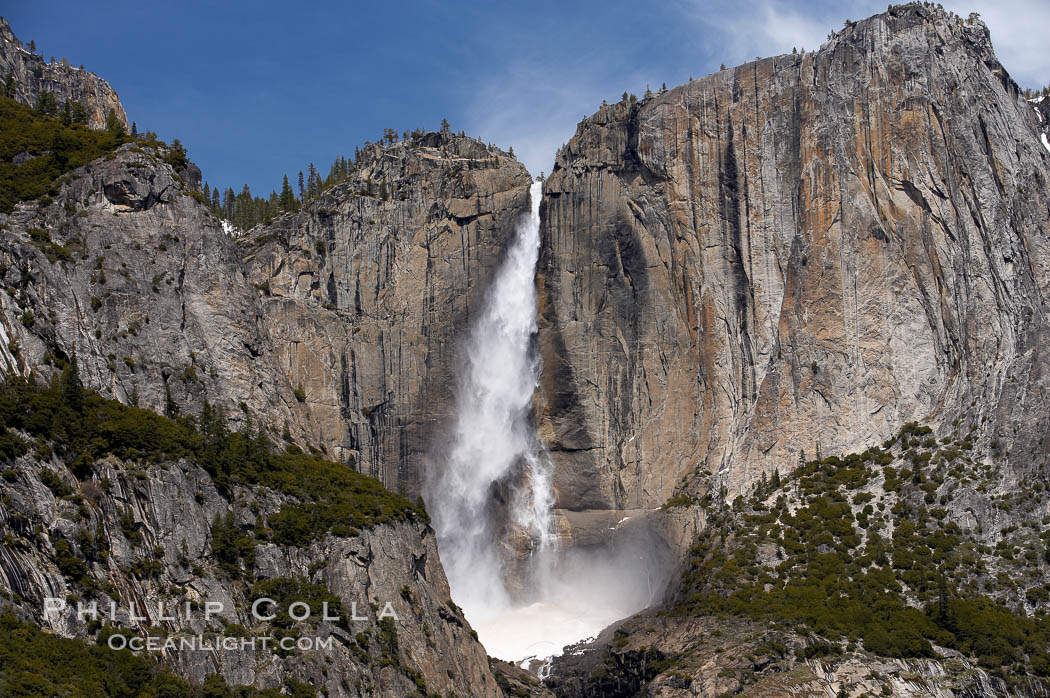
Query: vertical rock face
[
  {"left": 0, "top": 143, "right": 309, "bottom": 443},
  {"left": 537, "top": 3, "right": 1050, "bottom": 511},
  {"left": 243, "top": 134, "right": 532, "bottom": 493},
  {"left": 0, "top": 132, "right": 530, "bottom": 497},
  {"left": 0, "top": 17, "right": 129, "bottom": 131}
]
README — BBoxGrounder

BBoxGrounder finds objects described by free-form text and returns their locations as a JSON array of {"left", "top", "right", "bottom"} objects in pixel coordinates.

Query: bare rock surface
[
  {"left": 0, "top": 449, "right": 502, "bottom": 697},
  {"left": 0, "top": 16, "right": 129, "bottom": 131},
  {"left": 537, "top": 3, "right": 1050, "bottom": 520}
]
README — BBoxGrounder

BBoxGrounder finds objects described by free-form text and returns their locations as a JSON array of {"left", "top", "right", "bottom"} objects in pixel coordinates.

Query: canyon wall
[
  {"left": 537, "top": 3, "right": 1050, "bottom": 514},
  {"left": 0, "top": 437, "right": 501, "bottom": 697}
]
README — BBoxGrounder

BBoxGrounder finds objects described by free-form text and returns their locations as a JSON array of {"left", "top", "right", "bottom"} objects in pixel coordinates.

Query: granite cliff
[
  {"left": 242, "top": 134, "right": 532, "bottom": 491},
  {"left": 537, "top": 3, "right": 1050, "bottom": 516},
  {"left": 0, "top": 378, "right": 502, "bottom": 697},
  {"left": 0, "top": 17, "right": 128, "bottom": 131},
  {"left": 0, "top": 129, "right": 530, "bottom": 496},
  {"left": 538, "top": 4, "right": 1050, "bottom": 695}
]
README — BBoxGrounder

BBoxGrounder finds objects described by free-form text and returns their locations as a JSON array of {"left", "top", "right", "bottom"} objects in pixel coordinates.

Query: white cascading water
[
  {"left": 428, "top": 179, "right": 667, "bottom": 664},
  {"left": 428, "top": 180, "right": 553, "bottom": 617}
]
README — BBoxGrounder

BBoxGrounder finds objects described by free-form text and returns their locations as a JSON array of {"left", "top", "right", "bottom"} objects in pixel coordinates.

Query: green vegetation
[
  {"left": 0, "top": 362, "right": 427, "bottom": 549},
  {"left": 1023, "top": 83, "right": 1050, "bottom": 100},
  {"left": 675, "top": 424, "right": 1050, "bottom": 681},
  {"left": 0, "top": 95, "right": 126, "bottom": 214},
  {"left": 211, "top": 511, "right": 256, "bottom": 577},
  {"left": 0, "top": 610, "right": 314, "bottom": 697},
  {"left": 248, "top": 577, "right": 349, "bottom": 654},
  {"left": 662, "top": 493, "right": 696, "bottom": 509}
]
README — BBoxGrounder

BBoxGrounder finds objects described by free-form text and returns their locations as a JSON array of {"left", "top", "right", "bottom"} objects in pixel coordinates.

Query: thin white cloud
[
  {"left": 684, "top": 0, "right": 839, "bottom": 64},
  {"left": 463, "top": 57, "right": 655, "bottom": 177}
]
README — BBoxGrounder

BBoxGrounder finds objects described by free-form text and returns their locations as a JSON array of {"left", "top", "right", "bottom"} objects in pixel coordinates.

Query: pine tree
[
  {"left": 60, "top": 353, "right": 83, "bottom": 413},
  {"left": 222, "top": 187, "right": 234, "bottom": 221},
  {"left": 298, "top": 171, "right": 305, "bottom": 200},
  {"left": 306, "top": 163, "right": 320, "bottom": 199},
  {"left": 237, "top": 185, "right": 247, "bottom": 227},
  {"left": 279, "top": 175, "right": 296, "bottom": 211},
  {"left": 199, "top": 400, "right": 215, "bottom": 435},
  {"left": 35, "top": 91, "right": 57, "bottom": 116},
  {"left": 936, "top": 573, "right": 953, "bottom": 628},
  {"left": 69, "top": 101, "right": 87, "bottom": 124},
  {"left": 164, "top": 383, "right": 178, "bottom": 417},
  {"left": 105, "top": 108, "right": 125, "bottom": 137},
  {"left": 131, "top": 121, "right": 137, "bottom": 137}
]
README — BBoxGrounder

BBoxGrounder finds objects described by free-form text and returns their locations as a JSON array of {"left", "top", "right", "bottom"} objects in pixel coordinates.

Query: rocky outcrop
[
  {"left": 0, "top": 142, "right": 310, "bottom": 444},
  {"left": 0, "top": 445, "right": 501, "bottom": 697},
  {"left": 547, "top": 423, "right": 1050, "bottom": 696},
  {"left": 0, "top": 17, "right": 129, "bottom": 131},
  {"left": 537, "top": 3, "right": 1050, "bottom": 517},
  {"left": 242, "top": 133, "right": 532, "bottom": 491},
  {"left": 547, "top": 615, "right": 1045, "bottom": 698}
]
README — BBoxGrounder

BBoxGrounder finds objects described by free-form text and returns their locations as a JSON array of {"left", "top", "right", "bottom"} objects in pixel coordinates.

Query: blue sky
[{"left": 5, "top": 0, "right": 1048, "bottom": 195}]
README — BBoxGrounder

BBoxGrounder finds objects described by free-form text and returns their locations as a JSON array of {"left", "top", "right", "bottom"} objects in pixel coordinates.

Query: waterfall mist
[{"left": 426, "top": 180, "right": 669, "bottom": 663}]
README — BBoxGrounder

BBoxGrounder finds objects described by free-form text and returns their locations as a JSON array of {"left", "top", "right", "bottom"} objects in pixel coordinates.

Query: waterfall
[
  {"left": 427, "top": 180, "right": 553, "bottom": 621},
  {"left": 427, "top": 179, "right": 669, "bottom": 664}
]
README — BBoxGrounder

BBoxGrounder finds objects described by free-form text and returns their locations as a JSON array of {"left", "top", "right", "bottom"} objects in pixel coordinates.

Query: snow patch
[
  {"left": 221, "top": 219, "right": 236, "bottom": 237},
  {"left": 1041, "top": 132, "right": 1050, "bottom": 155}
]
